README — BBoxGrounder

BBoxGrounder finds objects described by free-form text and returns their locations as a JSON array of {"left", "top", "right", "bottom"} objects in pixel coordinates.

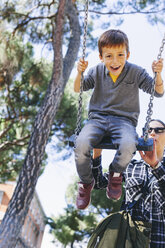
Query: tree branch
[
  {"left": 86, "top": 8, "right": 165, "bottom": 15},
  {"left": 63, "top": 0, "right": 81, "bottom": 84},
  {"left": 0, "top": 121, "right": 14, "bottom": 139},
  {"left": 5, "top": 3, "right": 164, "bottom": 37},
  {"left": 12, "top": 13, "right": 57, "bottom": 36},
  {"left": 0, "top": 135, "right": 30, "bottom": 151}
]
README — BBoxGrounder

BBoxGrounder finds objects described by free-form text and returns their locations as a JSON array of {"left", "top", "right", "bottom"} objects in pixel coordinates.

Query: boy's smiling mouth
[{"left": 110, "top": 66, "right": 121, "bottom": 71}]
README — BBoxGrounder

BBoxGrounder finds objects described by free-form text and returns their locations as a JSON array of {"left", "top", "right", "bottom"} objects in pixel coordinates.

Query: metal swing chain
[
  {"left": 75, "top": 0, "right": 89, "bottom": 139},
  {"left": 144, "top": 33, "right": 165, "bottom": 141}
]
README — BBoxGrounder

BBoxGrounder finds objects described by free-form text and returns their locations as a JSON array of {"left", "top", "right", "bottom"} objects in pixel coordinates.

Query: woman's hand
[{"left": 139, "top": 139, "right": 159, "bottom": 168}]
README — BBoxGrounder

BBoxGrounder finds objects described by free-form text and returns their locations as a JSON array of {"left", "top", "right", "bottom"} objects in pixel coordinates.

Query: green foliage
[
  {"left": 0, "top": 31, "right": 52, "bottom": 181},
  {"left": 46, "top": 204, "right": 97, "bottom": 247},
  {"left": 0, "top": 29, "right": 88, "bottom": 180},
  {"left": 1, "top": 0, "right": 164, "bottom": 55},
  {"left": 91, "top": 186, "right": 124, "bottom": 216},
  {"left": 0, "top": 30, "right": 88, "bottom": 180},
  {"left": 0, "top": 0, "right": 58, "bottom": 43},
  {"left": 138, "top": 0, "right": 157, "bottom": 9}
]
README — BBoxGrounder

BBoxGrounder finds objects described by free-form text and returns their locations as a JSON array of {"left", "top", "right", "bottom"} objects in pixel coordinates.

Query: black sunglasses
[{"left": 148, "top": 127, "right": 165, "bottom": 134}]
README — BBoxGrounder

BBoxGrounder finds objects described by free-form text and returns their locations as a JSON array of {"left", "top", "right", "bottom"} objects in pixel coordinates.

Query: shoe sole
[{"left": 106, "top": 189, "right": 121, "bottom": 201}]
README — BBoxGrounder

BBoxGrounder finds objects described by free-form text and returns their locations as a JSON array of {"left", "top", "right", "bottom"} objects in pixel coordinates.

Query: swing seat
[{"left": 69, "top": 135, "right": 153, "bottom": 151}]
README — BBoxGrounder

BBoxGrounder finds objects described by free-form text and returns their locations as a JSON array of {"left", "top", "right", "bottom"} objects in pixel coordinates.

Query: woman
[
  {"left": 92, "top": 119, "right": 165, "bottom": 247},
  {"left": 123, "top": 119, "right": 165, "bottom": 248}
]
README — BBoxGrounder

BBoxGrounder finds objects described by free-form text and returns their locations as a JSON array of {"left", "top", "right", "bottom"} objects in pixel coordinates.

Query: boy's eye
[{"left": 119, "top": 53, "right": 124, "bottom": 56}]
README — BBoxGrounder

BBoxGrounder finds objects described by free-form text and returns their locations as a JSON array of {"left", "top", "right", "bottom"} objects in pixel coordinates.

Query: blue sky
[{"left": 36, "top": 12, "right": 165, "bottom": 247}]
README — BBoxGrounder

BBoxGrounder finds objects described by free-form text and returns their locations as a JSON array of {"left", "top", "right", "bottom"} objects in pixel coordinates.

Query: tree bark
[
  {"left": 0, "top": 0, "right": 80, "bottom": 247},
  {"left": 63, "top": 1, "right": 81, "bottom": 84}
]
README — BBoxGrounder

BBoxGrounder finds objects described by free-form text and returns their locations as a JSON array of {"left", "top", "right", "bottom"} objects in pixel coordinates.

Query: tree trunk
[
  {"left": 63, "top": 0, "right": 81, "bottom": 84},
  {"left": 0, "top": 0, "right": 80, "bottom": 247}
]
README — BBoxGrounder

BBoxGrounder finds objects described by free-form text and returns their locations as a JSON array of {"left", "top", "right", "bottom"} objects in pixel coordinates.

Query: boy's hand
[
  {"left": 77, "top": 58, "right": 88, "bottom": 73},
  {"left": 152, "top": 58, "right": 163, "bottom": 74}
]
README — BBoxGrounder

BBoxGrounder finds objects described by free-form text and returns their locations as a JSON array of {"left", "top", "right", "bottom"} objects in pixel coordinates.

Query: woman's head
[
  {"left": 150, "top": 119, "right": 165, "bottom": 129},
  {"left": 149, "top": 119, "right": 165, "bottom": 152}
]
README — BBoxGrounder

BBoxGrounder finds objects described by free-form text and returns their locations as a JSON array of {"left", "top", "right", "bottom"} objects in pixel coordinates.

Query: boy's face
[{"left": 99, "top": 45, "right": 130, "bottom": 76}]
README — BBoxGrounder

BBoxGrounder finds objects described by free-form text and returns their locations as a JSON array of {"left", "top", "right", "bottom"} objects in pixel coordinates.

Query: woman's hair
[
  {"left": 98, "top": 29, "right": 129, "bottom": 56},
  {"left": 150, "top": 119, "right": 165, "bottom": 128}
]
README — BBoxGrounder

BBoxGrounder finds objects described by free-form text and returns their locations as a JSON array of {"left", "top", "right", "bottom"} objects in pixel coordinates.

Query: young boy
[{"left": 74, "top": 29, "right": 164, "bottom": 210}]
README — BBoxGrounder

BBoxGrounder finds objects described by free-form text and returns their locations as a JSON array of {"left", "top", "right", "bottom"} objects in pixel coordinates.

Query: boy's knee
[
  {"left": 119, "top": 138, "right": 136, "bottom": 154},
  {"left": 75, "top": 135, "right": 91, "bottom": 153}
]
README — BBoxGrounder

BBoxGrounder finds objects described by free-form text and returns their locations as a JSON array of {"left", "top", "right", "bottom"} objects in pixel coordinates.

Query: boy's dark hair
[{"left": 98, "top": 29, "right": 129, "bottom": 56}]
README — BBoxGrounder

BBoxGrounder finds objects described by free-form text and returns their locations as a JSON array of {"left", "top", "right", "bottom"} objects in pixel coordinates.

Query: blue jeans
[{"left": 74, "top": 115, "right": 138, "bottom": 184}]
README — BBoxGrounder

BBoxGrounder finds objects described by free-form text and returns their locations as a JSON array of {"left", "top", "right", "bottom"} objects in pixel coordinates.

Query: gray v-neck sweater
[{"left": 83, "top": 62, "right": 163, "bottom": 126}]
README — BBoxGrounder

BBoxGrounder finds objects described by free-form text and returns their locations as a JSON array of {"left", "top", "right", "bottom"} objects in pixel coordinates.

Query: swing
[{"left": 69, "top": 0, "right": 165, "bottom": 151}]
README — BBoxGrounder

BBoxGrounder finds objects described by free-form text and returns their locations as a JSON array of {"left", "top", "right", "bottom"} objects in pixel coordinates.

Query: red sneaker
[
  {"left": 106, "top": 172, "right": 122, "bottom": 200},
  {"left": 76, "top": 180, "right": 94, "bottom": 209}
]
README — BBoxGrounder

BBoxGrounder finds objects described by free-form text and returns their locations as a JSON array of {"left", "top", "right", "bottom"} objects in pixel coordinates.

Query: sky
[{"left": 36, "top": 10, "right": 165, "bottom": 248}]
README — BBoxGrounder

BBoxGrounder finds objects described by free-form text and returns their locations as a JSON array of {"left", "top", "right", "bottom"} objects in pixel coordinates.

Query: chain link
[
  {"left": 75, "top": 0, "right": 89, "bottom": 140},
  {"left": 144, "top": 33, "right": 165, "bottom": 141}
]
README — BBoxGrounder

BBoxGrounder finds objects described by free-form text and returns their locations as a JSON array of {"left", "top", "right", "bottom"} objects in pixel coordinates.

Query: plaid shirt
[{"left": 123, "top": 158, "right": 165, "bottom": 248}]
